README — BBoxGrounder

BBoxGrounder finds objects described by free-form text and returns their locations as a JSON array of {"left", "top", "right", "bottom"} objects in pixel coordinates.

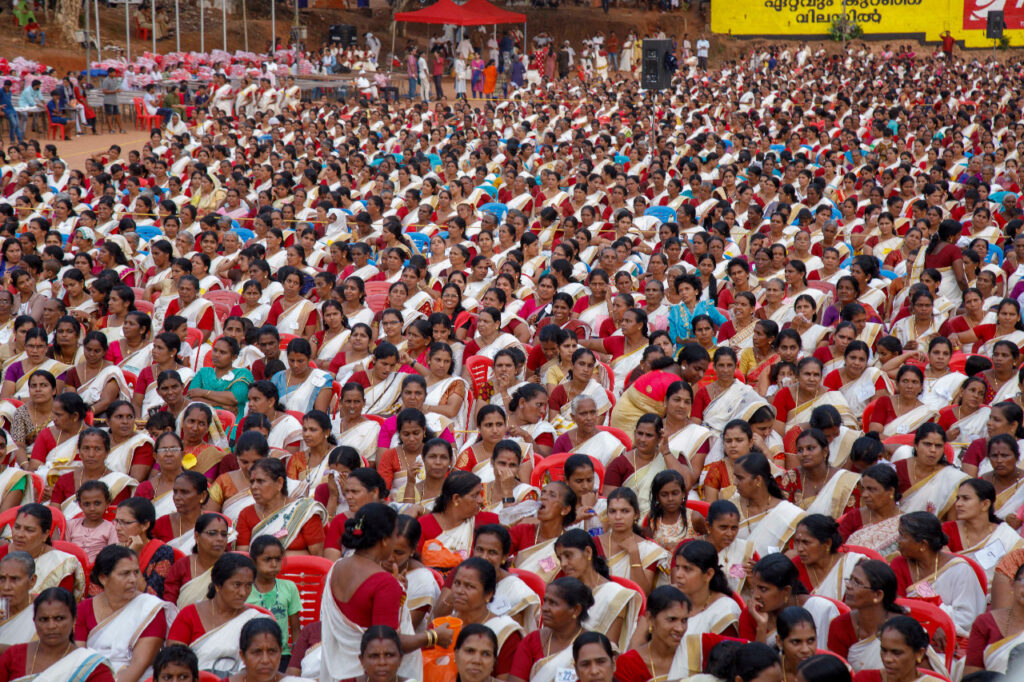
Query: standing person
[
  {"left": 418, "top": 49, "right": 431, "bottom": 102},
  {"left": 100, "top": 68, "right": 125, "bottom": 134},
  {"left": 406, "top": 48, "right": 418, "bottom": 100},
  {"left": 483, "top": 60, "right": 497, "bottom": 100},
  {"left": 454, "top": 52, "right": 467, "bottom": 99},
  {"left": 0, "top": 81, "right": 23, "bottom": 144},
  {"left": 607, "top": 31, "right": 619, "bottom": 71},
  {"left": 696, "top": 33, "right": 709, "bottom": 70},
  {"left": 941, "top": 30, "right": 955, "bottom": 61},
  {"left": 557, "top": 43, "right": 570, "bottom": 79},
  {"left": 432, "top": 49, "right": 445, "bottom": 100}
]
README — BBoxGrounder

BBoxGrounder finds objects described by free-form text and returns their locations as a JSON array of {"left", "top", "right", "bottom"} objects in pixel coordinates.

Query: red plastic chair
[
  {"left": 206, "top": 289, "right": 241, "bottom": 307},
  {"left": 215, "top": 409, "right": 236, "bottom": 433},
  {"left": 597, "top": 425, "right": 632, "bottom": 450},
  {"left": 122, "top": 370, "right": 138, "bottom": 392},
  {"left": 783, "top": 426, "right": 802, "bottom": 455},
  {"left": 464, "top": 355, "right": 493, "bottom": 399},
  {"left": 530, "top": 452, "right": 606, "bottom": 489},
  {"left": 364, "top": 414, "right": 386, "bottom": 426},
  {"left": 813, "top": 594, "right": 851, "bottom": 617},
  {"left": 184, "top": 327, "right": 203, "bottom": 349},
  {"left": 883, "top": 433, "right": 956, "bottom": 463},
  {"left": 135, "top": 300, "right": 154, "bottom": 314},
  {"left": 685, "top": 500, "right": 710, "bottom": 518},
  {"left": 0, "top": 505, "right": 67, "bottom": 540},
  {"left": 53, "top": 539, "right": 89, "bottom": 574},
  {"left": 44, "top": 106, "right": 65, "bottom": 140},
  {"left": 508, "top": 567, "right": 546, "bottom": 601},
  {"left": 598, "top": 360, "right": 615, "bottom": 393},
  {"left": 280, "top": 555, "right": 333, "bottom": 630},
  {"left": 609, "top": 575, "right": 646, "bottom": 615},
  {"left": 953, "top": 552, "right": 988, "bottom": 594},
  {"left": 278, "top": 333, "right": 300, "bottom": 350},
  {"left": 564, "top": 319, "right": 591, "bottom": 340},
  {"left": 896, "top": 598, "right": 955, "bottom": 672},
  {"left": 862, "top": 397, "right": 881, "bottom": 433},
  {"left": 839, "top": 545, "right": 885, "bottom": 562}
]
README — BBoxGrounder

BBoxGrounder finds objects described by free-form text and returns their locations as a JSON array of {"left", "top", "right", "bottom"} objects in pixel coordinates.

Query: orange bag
[
  {"left": 421, "top": 538, "right": 465, "bottom": 570},
  {"left": 421, "top": 616, "right": 462, "bottom": 682}
]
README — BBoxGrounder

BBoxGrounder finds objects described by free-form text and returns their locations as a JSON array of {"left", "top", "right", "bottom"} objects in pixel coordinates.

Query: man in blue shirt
[
  {"left": 17, "top": 79, "right": 42, "bottom": 109},
  {"left": 0, "top": 80, "right": 23, "bottom": 143}
]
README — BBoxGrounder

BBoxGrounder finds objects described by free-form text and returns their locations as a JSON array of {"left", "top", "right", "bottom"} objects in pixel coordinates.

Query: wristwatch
[{"left": 502, "top": 496, "right": 515, "bottom": 504}]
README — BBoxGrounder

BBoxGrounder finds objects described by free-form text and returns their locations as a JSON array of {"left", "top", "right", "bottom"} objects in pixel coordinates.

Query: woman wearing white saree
[
  {"left": 1, "top": 504, "right": 85, "bottom": 600},
  {"left": 242, "top": 381, "right": 303, "bottom": 454},
  {"left": 780, "top": 430, "right": 860, "bottom": 518},
  {"left": 946, "top": 477, "right": 1024, "bottom": 588},
  {"left": 981, "top": 434, "right": 1024, "bottom": 521},
  {"left": 965, "top": 563, "right": 1024, "bottom": 675},
  {"left": 919, "top": 337, "right": 968, "bottom": 411},
  {"left": 581, "top": 307, "right": 649, "bottom": 396},
  {"left": 891, "top": 289, "right": 944, "bottom": 353},
  {"left": 667, "top": 540, "right": 741, "bottom": 638},
  {"left": 866, "top": 365, "right": 938, "bottom": 439},
  {"left": 152, "top": 471, "right": 211, "bottom": 553},
  {"left": 311, "top": 301, "right": 350, "bottom": 370},
  {"left": 547, "top": 348, "right": 612, "bottom": 430},
  {"left": 980, "top": 341, "right": 1022, "bottom": 405},
  {"left": 165, "top": 275, "right": 221, "bottom": 344},
  {"left": 335, "top": 383, "right": 381, "bottom": 463},
  {"left": 167, "top": 553, "right": 269, "bottom": 677},
  {"left": 512, "top": 481, "right": 579, "bottom": 583},
  {"left": 737, "top": 554, "right": 840, "bottom": 649},
  {"left": 267, "top": 266, "right": 320, "bottom": 339},
  {"left": 508, "top": 577, "right": 594, "bottom": 682},
  {"left": 773, "top": 357, "right": 858, "bottom": 436},
  {"left": 791, "top": 515, "right": 865, "bottom": 601},
  {"left": 235, "top": 458, "right": 326, "bottom": 556},
  {"left": 827, "top": 559, "right": 906, "bottom": 673},
  {"left": 463, "top": 307, "right": 522, "bottom": 361},
  {"left": 604, "top": 414, "right": 693, "bottom": 518},
  {"left": 941, "top": 376, "right": 989, "bottom": 450},
  {"left": 0, "top": 588, "right": 115, "bottom": 682},
  {"left": 162, "top": 513, "right": 229, "bottom": 608},
  {"left": 50, "top": 429, "right": 138, "bottom": 520},
  {"left": 111, "top": 311, "right": 153, "bottom": 377},
  {"left": 895, "top": 423, "right": 968, "bottom": 518},
  {"left": 102, "top": 401, "right": 154, "bottom": 481},
  {"left": 891, "top": 512, "right": 986, "bottom": 641},
  {"left": 731, "top": 452, "right": 805, "bottom": 558},
  {"left": 271, "top": 339, "right": 333, "bottom": 415},
  {"left": 618, "top": 585, "right": 705, "bottom": 681},
  {"left": 695, "top": 348, "right": 767, "bottom": 436},
  {"left": 555, "top": 529, "right": 641, "bottom": 652},
  {"left": 223, "top": 617, "right": 307, "bottom": 682},
  {"left": 0, "top": 328, "right": 69, "bottom": 402},
  {"left": 319, "top": 503, "right": 453, "bottom": 682},
  {"left": 62, "top": 332, "right": 131, "bottom": 416},
  {"left": 75, "top": 545, "right": 169, "bottom": 679},
  {"left": 598, "top": 488, "right": 668, "bottom": 595},
  {"left": 551, "top": 396, "right": 625, "bottom": 469},
  {"left": 132, "top": 333, "right": 193, "bottom": 418},
  {"left": 350, "top": 343, "right": 404, "bottom": 416},
  {"left": 954, "top": 298, "right": 1024, "bottom": 356},
  {"left": 786, "top": 294, "right": 830, "bottom": 355},
  {"left": 824, "top": 340, "right": 892, "bottom": 423},
  {"left": 0, "top": 552, "right": 37, "bottom": 649},
  {"left": 506, "top": 383, "right": 557, "bottom": 458}
]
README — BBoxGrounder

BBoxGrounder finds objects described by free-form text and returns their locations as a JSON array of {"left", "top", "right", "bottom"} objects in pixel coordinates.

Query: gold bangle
[{"left": 630, "top": 563, "right": 643, "bottom": 569}]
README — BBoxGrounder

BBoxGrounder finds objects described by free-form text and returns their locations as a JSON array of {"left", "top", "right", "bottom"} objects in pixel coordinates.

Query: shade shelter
[{"left": 391, "top": 0, "right": 527, "bottom": 76}]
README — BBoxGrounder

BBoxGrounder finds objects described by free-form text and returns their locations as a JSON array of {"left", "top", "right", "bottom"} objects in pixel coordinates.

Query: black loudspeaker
[
  {"left": 642, "top": 39, "right": 672, "bottom": 91},
  {"left": 987, "top": 11, "right": 1005, "bottom": 39},
  {"left": 329, "top": 24, "right": 357, "bottom": 46}
]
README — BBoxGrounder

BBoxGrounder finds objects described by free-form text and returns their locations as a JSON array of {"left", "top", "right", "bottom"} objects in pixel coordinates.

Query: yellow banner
[{"left": 712, "top": 0, "right": 1024, "bottom": 48}]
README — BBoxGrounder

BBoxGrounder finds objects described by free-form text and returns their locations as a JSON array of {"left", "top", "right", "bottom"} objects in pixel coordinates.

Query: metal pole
[
  {"left": 95, "top": 0, "right": 101, "bottom": 60},
  {"left": 390, "top": 22, "right": 396, "bottom": 77},
  {"left": 271, "top": 0, "right": 276, "bottom": 52},
  {"left": 222, "top": 0, "right": 226, "bottom": 52},
  {"left": 152, "top": 0, "right": 157, "bottom": 53},
  {"left": 85, "top": 0, "right": 91, "bottom": 82},
  {"left": 125, "top": 0, "right": 131, "bottom": 62},
  {"left": 175, "top": 0, "right": 180, "bottom": 52},
  {"left": 200, "top": 0, "right": 204, "bottom": 53},
  {"left": 242, "top": 0, "right": 248, "bottom": 51}
]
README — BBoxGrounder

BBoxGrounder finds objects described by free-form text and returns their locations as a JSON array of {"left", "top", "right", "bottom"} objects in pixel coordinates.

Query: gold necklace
[
  {"left": 544, "top": 626, "right": 583, "bottom": 658},
  {"left": 29, "top": 642, "right": 73, "bottom": 674}
]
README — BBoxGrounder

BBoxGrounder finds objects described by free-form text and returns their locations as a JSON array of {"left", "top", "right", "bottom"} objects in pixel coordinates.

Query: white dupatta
[
  {"left": 571, "top": 430, "right": 626, "bottom": 467},
  {"left": 921, "top": 372, "right": 968, "bottom": 411},
  {"left": 105, "top": 433, "right": 153, "bottom": 475},
  {"left": 803, "top": 470, "right": 860, "bottom": 518},
  {"left": 0, "top": 605, "right": 34, "bottom": 647},
  {"left": 277, "top": 299, "right": 317, "bottom": 335},
  {"left": 811, "top": 552, "right": 865, "bottom": 601},
  {"left": 248, "top": 499, "right": 327, "bottom": 549},
  {"left": 839, "top": 368, "right": 890, "bottom": 418},
  {"left": 316, "top": 330, "right": 350, "bottom": 364},
  {"left": 586, "top": 581, "right": 642, "bottom": 652},
  {"left": 179, "top": 297, "right": 222, "bottom": 337},
  {"left": 735, "top": 498, "right": 804, "bottom": 557},
  {"left": 337, "top": 420, "right": 381, "bottom": 463},
  {"left": 527, "top": 642, "right": 575, "bottom": 682},
  {"left": 686, "top": 595, "right": 740, "bottom": 635},
  {"left": 279, "top": 369, "right": 332, "bottom": 414},
  {"left": 76, "top": 365, "right": 131, "bottom": 406},
  {"left": 984, "top": 626, "right": 1024, "bottom": 674},
  {"left": 881, "top": 404, "right": 937, "bottom": 438},
  {"left": 177, "top": 567, "right": 213, "bottom": 608},
  {"left": 901, "top": 466, "right": 969, "bottom": 517},
  {"left": 667, "top": 424, "right": 713, "bottom": 465},
  {"left": 86, "top": 593, "right": 174, "bottom": 672}
]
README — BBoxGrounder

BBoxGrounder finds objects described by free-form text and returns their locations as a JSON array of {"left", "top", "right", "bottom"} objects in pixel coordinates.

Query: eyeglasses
[
  {"left": 845, "top": 577, "right": 869, "bottom": 590},
  {"left": 114, "top": 518, "right": 138, "bottom": 526},
  {"left": 156, "top": 447, "right": 183, "bottom": 454},
  {"left": 201, "top": 530, "right": 229, "bottom": 538}
]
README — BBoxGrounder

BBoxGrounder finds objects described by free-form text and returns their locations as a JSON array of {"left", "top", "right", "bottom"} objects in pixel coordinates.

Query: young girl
[
  {"left": 643, "top": 470, "right": 692, "bottom": 552},
  {"left": 765, "top": 361, "right": 797, "bottom": 400},
  {"left": 66, "top": 480, "right": 119, "bottom": 564},
  {"left": 245, "top": 536, "right": 302, "bottom": 669}
]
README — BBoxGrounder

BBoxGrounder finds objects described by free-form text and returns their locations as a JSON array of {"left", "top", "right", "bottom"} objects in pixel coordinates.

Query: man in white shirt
[{"left": 696, "top": 34, "right": 710, "bottom": 70}]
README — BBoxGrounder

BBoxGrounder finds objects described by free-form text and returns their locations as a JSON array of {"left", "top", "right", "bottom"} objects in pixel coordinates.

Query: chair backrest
[
  {"left": 597, "top": 425, "right": 632, "bottom": 450},
  {"left": 598, "top": 360, "right": 615, "bottom": 393},
  {"left": 953, "top": 552, "right": 988, "bottom": 594},
  {"left": 0, "top": 505, "right": 66, "bottom": 540},
  {"left": 609, "top": 575, "right": 646, "bottom": 615},
  {"left": 280, "top": 555, "right": 334, "bottom": 630},
  {"left": 508, "top": 567, "right": 546, "bottom": 601},
  {"left": 53, "top": 539, "right": 89, "bottom": 574},
  {"left": 529, "top": 452, "right": 606, "bottom": 490},
  {"left": 685, "top": 500, "right": 710, "bottom": 518},
  {"left": 839, "top": 544, "right": 885, "bottom": 562},
  {"left": 895, "top": 598, "right": 955, "bottom": 672},
  {"left": 464, "top": 355, "right": 493, "bottom": 399},
  {"left": 216, "top": 409, "right": 236, "bottom": 433}
]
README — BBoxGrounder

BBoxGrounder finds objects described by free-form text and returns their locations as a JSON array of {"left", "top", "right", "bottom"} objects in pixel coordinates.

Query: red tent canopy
[{"left": 394, "top": 0, "right": 525, "bottom": 25}]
